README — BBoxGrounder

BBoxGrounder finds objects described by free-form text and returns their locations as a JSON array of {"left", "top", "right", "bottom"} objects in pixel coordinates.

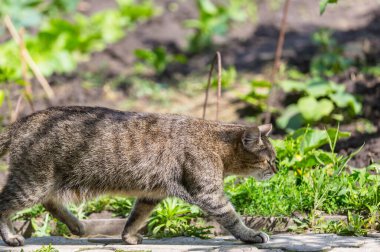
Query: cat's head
[{"left": 237, "top": 124, "right": 277, "bottom": 180}]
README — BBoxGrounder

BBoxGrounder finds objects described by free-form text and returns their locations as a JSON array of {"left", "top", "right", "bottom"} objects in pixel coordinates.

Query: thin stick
[
  {"left": 4, "top": 15, "right": 55, "bottom": 99},
  {"left": 18, "top": 28, "right": 35, "bottom": 112},
  {"left": 216, "top": 52, "right": 222, "bottom": 121},
  {"left": 11, "top": 95, "right": 23, "bottom": 122},
  {"left": 272, "top": 0, "right": 290, "bottom": 79},
  {"left": 264, "top": 0, "right": 291, "bottom": 124},
  {"left": 202, "top": 52, "right": 223, "bottom": 120}
]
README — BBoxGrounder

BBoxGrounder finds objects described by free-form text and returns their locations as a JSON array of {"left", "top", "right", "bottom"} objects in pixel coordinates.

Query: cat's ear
[
  {"left": 242, "top": 127, "right": 262, "bottom": 150},
  {"left": 258, "top": 124, "right": 272, "bottom": 136}
]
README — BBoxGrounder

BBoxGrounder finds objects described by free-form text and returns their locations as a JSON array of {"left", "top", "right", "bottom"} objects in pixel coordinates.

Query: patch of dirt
[{"left": 335, "top": 71, "right": 380, "bottom": 167}]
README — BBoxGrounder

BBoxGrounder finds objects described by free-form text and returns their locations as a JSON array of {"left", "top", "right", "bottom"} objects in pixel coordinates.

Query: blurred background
[{"left": 0, "top": 0, "right": 379, "bottom": 240}]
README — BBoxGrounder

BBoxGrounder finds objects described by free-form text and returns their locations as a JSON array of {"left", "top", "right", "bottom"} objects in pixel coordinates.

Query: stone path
[{"left": 0, "top": 234, "right": 379, "bottom": 252}]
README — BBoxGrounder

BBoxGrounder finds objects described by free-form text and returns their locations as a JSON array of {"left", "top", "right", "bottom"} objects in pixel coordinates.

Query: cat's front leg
[{"left": 194, "top": 193, "right": 269, "bottom": 243}]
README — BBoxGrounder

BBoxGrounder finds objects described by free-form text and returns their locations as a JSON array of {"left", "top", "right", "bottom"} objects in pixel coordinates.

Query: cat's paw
[
  {"left": 122, "top": 233, "right": 143, "bottom": 245},
  {"left": 4, "top": 234, "right": 25, "bottom": 247},
  {"left": 241, "top": 231, "right": 270, "bottom": 244},
  {"left": 69, "top": 222, "right": 85, "bottom": 236}
]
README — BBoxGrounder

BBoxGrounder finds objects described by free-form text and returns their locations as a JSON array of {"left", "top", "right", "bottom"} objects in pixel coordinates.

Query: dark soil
[{"left": 335, "top": 71, "right": 380, "bottom": 167}]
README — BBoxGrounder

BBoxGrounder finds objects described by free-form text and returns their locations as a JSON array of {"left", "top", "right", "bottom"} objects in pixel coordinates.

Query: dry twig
[
  {"left": 18, "top": 28, "right": 35, "bottom": 112},
  {"left": 264, "top": 0, "right": 291, "bottom": 124},
  {"left": 202, "top": 51, "right": 223, "bottom": 121},
  {"left": 11, "top": 95, "right": 23, "bottom": 122}
]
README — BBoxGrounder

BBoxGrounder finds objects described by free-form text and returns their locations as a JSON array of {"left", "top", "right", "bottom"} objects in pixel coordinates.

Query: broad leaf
[
  {"left": 297, "top": 96, "right": 334, "bottom": 121},
  {"left": 305, "top": 79, "right": 333, "bottom": 98},
  {"left": 292, "top": 128, "right": 350, "bottom": 153},
  {"left": 277, "top": 104, "right": 304, "bottom": 130},
  {"left": 279, "top": 80, "right": 305, "bottom": 93}
]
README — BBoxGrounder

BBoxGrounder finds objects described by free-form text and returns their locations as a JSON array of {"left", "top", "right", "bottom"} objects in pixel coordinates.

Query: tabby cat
[{"left": 0, "top": 106, "right": 276, "bottom": 246}]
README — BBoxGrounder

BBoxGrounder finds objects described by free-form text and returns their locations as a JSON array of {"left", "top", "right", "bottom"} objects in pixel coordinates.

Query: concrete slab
[{"left": 0, "top": 234, "right": 379, "bottom": 252}]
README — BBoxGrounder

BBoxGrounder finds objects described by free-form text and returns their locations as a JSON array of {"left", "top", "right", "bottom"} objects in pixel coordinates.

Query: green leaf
[
  {"left": 198, "top": 0, "right": 217, "bottom": 15},
  {"left": 320, "top": 0, "right": 338, "bottom": 15},
  {"left": 277, "top": 104, "right": 304, "bottom": 130},
  {"left": 297, "top": 96, "right": 333, "bottom": 121},
  {"left": 0, "top": 90, "right": 5, "bottom": 107},
  {"left": 291, "top": 128, "right": 350, "bottom": 152},
  {"left": 329, "top": 92, "right": 362, "bottom": 115},
  {"left": 305, "top": 79, "right": 333, "bottom": 97},
  {"left": 279, "top": 80, "right": 306, "bottom": 93},
  {"left": 251, "top": 79, "right": 272, "bottom": 88},
  {"left": 318, "top": 98, "right": 335, "bottom": 118}
]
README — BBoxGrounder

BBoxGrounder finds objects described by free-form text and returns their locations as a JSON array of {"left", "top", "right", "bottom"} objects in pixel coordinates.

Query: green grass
[{"left": 32, "top": 244, "right": 59, "bottom": 252}]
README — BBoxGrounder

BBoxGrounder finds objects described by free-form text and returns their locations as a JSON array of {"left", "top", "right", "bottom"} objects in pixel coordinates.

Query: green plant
[
  {"left": 239, "top": 79, "right": 272, "bottom": 112},
  {"left": 212, "top": 66, "right": 237, "bottom": 89},
  {"left": 311, "top": 29, "right": 351, "bottom": 77},
  {"left": 53, "top": 220, "right": 71, "bottom": 237},
  {"left": 277, "top": 78, "right": 361, "bottom": 130},
  {"left": 31, "top": 213, "right": 52, "bottom": 237},
  {"left": 185, "top": 0, "right": 255, "bottom": 52},
  {"left": 12, "top": 204, "right": 45, "bottom": 221},
  {"left": 362, "top": 65, "right": 380, "bottom": 77},
  {"left": 33, "top": 244, "right": 59, "bottom": 252},
  {"left": 68, "top": 203, "right": 86, "bottom": 220},
  {"left": 226, "top": 125, "right": 379, "bottom": 226},
  {"left": 134, "top": 47, "right": 186, "bottom": 75},
  {"left": 108, "top": 197, "right": 134, "bottom": 217},
  {"left": 0, "top": 0, "right": 79, "bottom": 30},
  {"left": 320, "top": 0, "right": 338, "bottom": 15},
  {"left": 84, "top": 196, "right": 134, "bottom": 218},
  {"left": 0, "top": 0, "right": 155, "bottom": 81},
  {"left": 148, "top": 198, "right": 212, "bottom": 239},
  {"left": 338, "top": 211, "right": 368, "bottom": 236}
]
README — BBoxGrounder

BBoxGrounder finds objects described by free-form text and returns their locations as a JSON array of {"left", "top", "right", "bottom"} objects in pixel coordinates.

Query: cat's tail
[{"left": 0, "top": 127, "right": 11, "bottom": 157}]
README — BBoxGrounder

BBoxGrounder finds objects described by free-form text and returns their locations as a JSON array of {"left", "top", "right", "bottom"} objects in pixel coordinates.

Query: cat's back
[
  {"left": 10, "top": 106, "right": 239, "bottom": 150},
  {"left": 10, "top": 106, "right": 199, "bottom": 140}
]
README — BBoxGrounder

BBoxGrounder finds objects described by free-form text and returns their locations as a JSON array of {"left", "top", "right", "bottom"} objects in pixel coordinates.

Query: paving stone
[
  {"left": 256, "top": 234, "right": 369, "bottom": 251},
  {"left": 0, "top": 234, "right": 379, "bottom": 252}
]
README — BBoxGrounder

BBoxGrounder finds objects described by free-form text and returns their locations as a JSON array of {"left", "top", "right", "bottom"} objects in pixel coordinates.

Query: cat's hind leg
[
  {"left": 0, "top": 176, "right": 48, "bottom": 246},
  {"left": 43, "top": 199, "right": 85, "bottom": 236},
  {"left": 122, "top": 198, "right": 161, "bottom": 245}
]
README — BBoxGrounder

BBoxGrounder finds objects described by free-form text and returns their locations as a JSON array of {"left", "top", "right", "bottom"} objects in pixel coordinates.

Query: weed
[
  {"left": 0, "top": 0, "right": 155, "bottom": 81},
  {"left": 311, "top": 29, "right": 351, "bottom": 77},
  {"left": 226, "top": 126, "right": 379, "bottom": 224},
  {"left": 239, "top": 79, "right": 272, "bottom": 112},
  {"left": 33, "top": 244, "right": 59, "bottom": 252},
  {"left": 185, "top": 0, "right": 256, "bottom": 52},
  {"left": 320, "top": 0, "right": 338, "bottom": 15},
  {"left": 31, "top": 213, "right": 52, "bottom": 237},
  {"left": 84, "top": 196, "right": 134, "bottom": 218},
  {"left": 148, "top": 198, "right": 212, "bottom": 239},
  {"left": 134, "top": 47, "right": 186, "bottom": 75},
  {"left": 277, "top": 78, "right": 361, "bottom": 130},
  {"left": 12, "top": 204, "right": 45, "bottom": 221}
]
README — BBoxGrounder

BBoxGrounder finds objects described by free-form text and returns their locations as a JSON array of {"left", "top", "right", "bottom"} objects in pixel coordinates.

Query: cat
[{"left": 0, "top": 106, "right": 277, "bottom": 247}]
